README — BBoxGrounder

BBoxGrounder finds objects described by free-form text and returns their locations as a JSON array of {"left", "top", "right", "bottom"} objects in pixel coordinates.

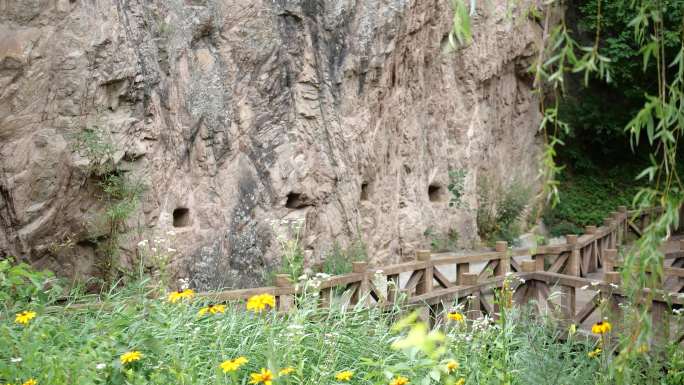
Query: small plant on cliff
[
  {"left": 321, "top": 236, "right": 368, "bottom": 276},
  {"left": 424, "top": 227, "right": 460, "bottom": 252},
  {"left": 74, "top": 126, "right": 117, "bottom": 176},
  {"left": 74, "top": 126, "right": 143, "bottom": 285},
  {"left": 447, "top": 168, "right": 468, "bottom": 209},
  {"left": 476, "top": 177, "right": 531, "bottom": 246},
  {"left": 135, "top": 232, "right": 179, "bottom": 289},
  {"left": 269, "top": 218, "right": 306, "bottom": 282}
]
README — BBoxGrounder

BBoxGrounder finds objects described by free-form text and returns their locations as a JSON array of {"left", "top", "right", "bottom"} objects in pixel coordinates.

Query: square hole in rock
[
  {"left": 173, "top": 208, "right": 191, "bottom": 227},
  {"left": 360, "top": 182, "right": 369, "bottom": 201},
  {"left": 428, "top": 184, "right": 445, "bottom": 202}
]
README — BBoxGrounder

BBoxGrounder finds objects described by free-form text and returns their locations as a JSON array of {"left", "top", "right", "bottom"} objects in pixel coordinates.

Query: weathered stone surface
[{"left": 0, "top": 0, "right": 542, "bottom": 289}]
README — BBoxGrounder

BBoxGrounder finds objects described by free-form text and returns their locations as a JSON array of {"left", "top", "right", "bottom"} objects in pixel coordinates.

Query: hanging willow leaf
[{"left": 449, "top": 0, "right": 473, "bottom": 48}]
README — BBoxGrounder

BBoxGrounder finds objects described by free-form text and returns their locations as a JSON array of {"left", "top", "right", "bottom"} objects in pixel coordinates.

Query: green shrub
[
  {"left": 424, "top": 227, "right": 460, "bottom": 252},
  {"left": 0, "top": 257, "right": 63, "bottom": 311},
  {"left": 477, "top": 177, "right": 531, "bottom": 246},
  {"left": 543, "top": 169, "right": 642, "bottom": 237},
  {"left": 321, "top": 238, "right": 367, "bottom": 276},
  {"left": 74, "top": 126, "right": 144, "bottom": 285},
  {"left": 447, "top": 169, "right": 467, "bottom": 209}
]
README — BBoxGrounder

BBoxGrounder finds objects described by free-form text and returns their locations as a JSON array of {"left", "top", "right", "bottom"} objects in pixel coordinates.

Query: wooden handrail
[
  {"left": 198, "top": 205, "right": 673, "bottom": 304},
  {"left": 36, "top": 204, "right": 683, "bottom": 342}
]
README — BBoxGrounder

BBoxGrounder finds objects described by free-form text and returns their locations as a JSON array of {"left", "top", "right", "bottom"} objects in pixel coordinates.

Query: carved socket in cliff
[
  {"left": 172, "top": 208, "right": 191, "bottom": 227},
  {"left": 285, "top": 193, "right": 313, "bottom": 209},
  {"left": 360, "top": 182, "right": 370, "bottom": 201},
  {"left": 428, "top": 184, "right": 446, "bottom": 202}
]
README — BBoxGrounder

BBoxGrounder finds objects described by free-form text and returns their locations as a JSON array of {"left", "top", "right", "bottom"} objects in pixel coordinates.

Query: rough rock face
[{"left": 0, "top": 0, "right": 542, "bottom": 289}]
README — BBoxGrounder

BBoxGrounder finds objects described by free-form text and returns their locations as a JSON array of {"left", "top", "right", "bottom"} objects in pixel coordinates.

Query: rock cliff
[{"left": 0, "top": 0, "right": 542, "bottom": 289}]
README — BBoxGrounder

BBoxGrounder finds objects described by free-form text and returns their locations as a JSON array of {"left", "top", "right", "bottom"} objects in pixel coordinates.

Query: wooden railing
[{"left": 199, "top": 206, "right": 684, "bottom": 342}]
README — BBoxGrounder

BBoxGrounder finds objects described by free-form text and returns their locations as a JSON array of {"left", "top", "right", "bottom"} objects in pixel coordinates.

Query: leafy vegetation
[
  {"left": 267, "top": 219, "right": 368, "bottom": 283},
  {"left": 74, "top": 126, "right": 144, "bottom": 285},
  {"left": 476, "top": 177, "right": 531, "bottom": 246},
  {"left": 450, "top": 2, "right": 683, "bottom": 379},
  {"left": 4, "top": 262, "right": 682, "bottom": 385},
  {"left": 447, "top": 169, "right": 467, "bottom": 209},
  {"left": 0, "top": 258, "right": 62, "bottom": 309},
  {"left": 559, "top": 0, "right": 684, "bottom": 164},
  {"left": 321, "top": 238, "right": 368, "bottom": 276},
  {"left": 543, "top": 168, "right": 643, "bottom": 236},
  {"left": 424, "top": 227, "right": 460, "bottom": 252}
]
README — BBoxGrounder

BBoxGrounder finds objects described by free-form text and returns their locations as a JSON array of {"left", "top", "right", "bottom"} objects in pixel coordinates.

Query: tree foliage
[
  {"left": 559, "top": 0, "right": 684, "bottom": 165},
  {"left": 452, "top": 1, "right": 683, "bottom": 382}
]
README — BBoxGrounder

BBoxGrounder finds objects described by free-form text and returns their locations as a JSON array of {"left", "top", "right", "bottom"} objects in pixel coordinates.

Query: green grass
[
  {"left": 2, "top": 264, "right": 683, "bottom": 385},
  {"left": 1, "top": 281, "right": 402, "bottom": 385}
]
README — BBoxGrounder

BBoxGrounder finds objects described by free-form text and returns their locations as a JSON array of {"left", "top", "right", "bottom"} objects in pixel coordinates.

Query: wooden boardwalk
[{"left": 200, "top": 207, "right": 684, "bottom": 344}]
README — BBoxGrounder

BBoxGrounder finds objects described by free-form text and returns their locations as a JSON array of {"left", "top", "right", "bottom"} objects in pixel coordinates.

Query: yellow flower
[
  {"left": 637, "top": 344, "right": 649, "bottom": 353},
  {"left": 199, "top": 304, "right": 226, "bottom": 316},
  {"left": 220, "top": 356, "right": 248, "bottom": 372},
  {"left": 455, "top": 379, "right": 465, "bottom": 385},
  {"left": 389, "top": 376, "right": 410, "bottom": 385},
  {"left": 249, "top": 368, "right": 274, "bottom": 385},
  {"left": 22, "top": 380, "right": 37, "bottom": 385},
  {"left": 446, "top": 360, "right": 459, "bottom": 373},
  {"left": 446, "top": 312, "right": 464, "bottom": 322},
  {"left": 168, "top": 289, "right": 195, "bottom": 303},
  {"left": 278, "top": 367, "right": 295, "bottom": 376},
  {"left": 335, "top": 370, "right": 354, "bottom": 381},
  {"left": 588, "top": 348, "right": 602, "bottom": 358},
  {"left": 246, "top": 294, "right": 276, "bottom": 313},
  {"left": 568, "top": 323, "right": 577, "bottom": 335},
  {"left": 15, "top": 311, "right": 37, "bottom": 325},
  {"left": 591, "top": 321, "right": 612, "bottom": 335},
  {"left": 120, "top": 351, "right": 142, "bottom": 364}
]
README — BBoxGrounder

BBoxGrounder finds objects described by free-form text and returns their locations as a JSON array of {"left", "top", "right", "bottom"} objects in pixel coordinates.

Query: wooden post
[
  {"left": 604, "top": 271, "right": 621, "bottom": 285},
  {"left": 652, "top": 300, "right": 670, "bottom": 345},
  {"left": 414, "top": 251, "right": 432, "bottom": 323},
  {"left": 521, "top": 260, "right": 537, "bottom": 273},
  {"left": 352, "top": 261, "right": 368, "bottom": 273},
  {"left": 675, "top": 240, "right": 684, "bottom": 268},
  {"left": 456, "top": 262, "right": 470, "bottom": 285},
  {"left": 387, "top": 274, "right": 400, "bottom": 303},
  {"left": 319, "top": 287, "right": 332, "bottom": 309},
  {"left": 642, "top": 211, "right": 651, "bottom": 231},
  {"left": 533, "top": 254, "right": 545, "bottom": 272},
  {"left": 416, "top": 250, "right": 433, "bottom": 295},
  {"left": 350, "top": 261, "right": 369, "bottom": 306},
  {"left": 618, "top": 206, "right": 628, "bottom": 244},
  {"left": 603, "top": 218, "right": 615, "bottom": 249},
  {"left": 585, "top": 226, "right": 598, "bottom": 272},
  {"left": 562, "top": 233, "right": 580, "bottom": 322},
  {"left": 275, "top": 274, "right": 294, "bottom": 312},
  {"left": 604, "top": 249, "right": 617, "bottom": 272},
  {"left": 566, "top": 235, "right": 580, "bottom": 276},
  {"left": 461, "top": 273, "right": 478, "bottom": 286},
  {"left": 463, "top": 273, "right": 480, "bottom": 319},
  {"left": 610, "top": 211, "right": 621, "bottom": 246},
  {"left": 494, "top": 241, "right": 509, "bottom": 276}
]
